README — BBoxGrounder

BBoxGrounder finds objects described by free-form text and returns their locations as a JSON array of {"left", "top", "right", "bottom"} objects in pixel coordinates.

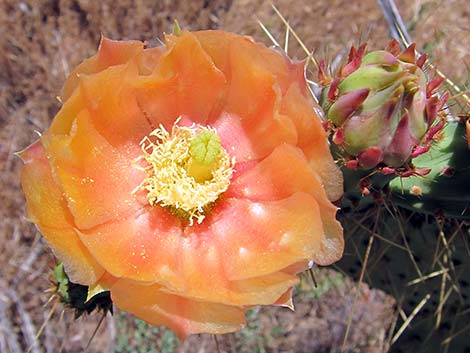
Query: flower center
[{"left": 139, "top": 120, "right": 234, "bottom": 225}]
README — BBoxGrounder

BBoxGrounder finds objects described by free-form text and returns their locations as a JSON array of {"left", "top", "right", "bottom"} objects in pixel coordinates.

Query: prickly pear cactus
[
  {"left": 319, "top": 36, "right": 470, "bottom": 352},
  {"left": 336, "top": 206, "right": 470, "bottom": 353},
  {"left": 390, "top": 119, "right": 470, "bottom": 219},
  {"left": 319, "top": 40, "right": 447, "bottom": 179},
  {"left": 334, "top": 96, "right": 470, "bottom": 352}
]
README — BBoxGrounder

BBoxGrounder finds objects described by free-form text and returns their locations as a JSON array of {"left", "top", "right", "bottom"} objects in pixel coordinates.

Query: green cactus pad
[{"left": 390, "top": 120, "right": 470, "bottom": 219}]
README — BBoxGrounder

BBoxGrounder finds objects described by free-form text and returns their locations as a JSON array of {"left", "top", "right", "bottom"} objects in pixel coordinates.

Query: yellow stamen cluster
[{"left": 139, "top": 120, "right": 234, "bottom": 225}]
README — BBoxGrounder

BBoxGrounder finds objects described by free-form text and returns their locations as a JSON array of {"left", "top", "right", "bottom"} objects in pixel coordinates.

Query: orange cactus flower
[{"left": 19, "top": 30, "right": 344, "bottom": 339}]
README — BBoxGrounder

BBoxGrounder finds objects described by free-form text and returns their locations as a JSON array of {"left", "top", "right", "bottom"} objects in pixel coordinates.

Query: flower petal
[
  {"left": 78, "top": 63, "right": 151, "bottom": 146},
  {"left": 211, "top": 193, "right": 325, "bottom": 280},
  {"left": 180, "top": 221, "right": 300, "bottom": 305},
  {"left": 194, "top": 30, "right": 304, "bottom": 95},
  {"left": 62, "top": 37, "right": 145, "bottom": 100},
  {"left": 280, "top": 84, "right": 343, "bottom": 201},
  {"left": 109, "top": 279, "right": 246, "bottom": 340},
  {"left": 77, "top": 204, "right": 299, "bottom": 306},
  {"left": 19, "top": 140, "right": 104, "bottom": 284},
  {"left": 76, "top": 206, "right": 183, "bottom": 285},
  {"left": 52, "top": 63, "right": 151, "bottom": 148},
  {"left": 228, "top": 143, "right": 344, "bottom": 265},
  {"left": 42, "top": 109, "right": 146, "bottom": 229},
  {"left": 212, "top": 112, "right": 257, "bottom": 163},
  {"left": 135, "top": 31, "right": 227, "bottom": 129}
]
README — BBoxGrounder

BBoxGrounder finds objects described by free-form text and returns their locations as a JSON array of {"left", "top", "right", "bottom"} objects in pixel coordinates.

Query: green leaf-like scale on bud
[
  {"left": 360, "top": 80, "right": 404, "bottom": 113},
  {"left": 343, "top": 99, "right": 398, "bottom": 156},
  {"left": 390, "top": 121, "right": 470, "bottom": 219},
  {"left": 361, "top": 50, "right": 400, "bottom": 67},
  {"left": 327, "top": 88, "right": 370, "bottom": 125},
  {"left": 383, "top": 114, "right": 418, "bottom": 167},
  {"left": 339, "top": 66, "right": 405, "bottom": 94}
]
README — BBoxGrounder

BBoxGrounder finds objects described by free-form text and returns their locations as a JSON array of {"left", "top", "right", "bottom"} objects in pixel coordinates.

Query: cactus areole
[{"left": 320, "top": 40, "right": 448, "bottom": 175}]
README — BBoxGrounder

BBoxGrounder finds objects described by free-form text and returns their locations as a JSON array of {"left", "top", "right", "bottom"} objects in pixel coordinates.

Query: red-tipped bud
[
  {"left": 411, "top": 145, "right": 430, "bottom": 158},
  {"left": 386, "top": 39, "right": 401, "bottom": 56},
  {"left": 398, "top": 43, "right": 416, "bottom": 63},
  {"left": 399, "top": 169, "right": 415, "bottom": 178},
  {"left": 348, "top": 45, "right": 357, "bottom": 63},
  {"left": 426, "top": 77, "right": 444, "bottom": 98},
  {"left": 333, "top": 128, "right": 345, "bottom": 145},
  {"left": 414, "top": 168, "right": 432, "bottom": 176},
  {"left": 426, "top": 120, "right": 446, "bottom": 142},
  {"left": 318, "top": 60, "right": 331, "bottom": 86},
  {"left": 437, "top": 92, "right": 449, "bottom": 111},
  {"left": 328, "top": 78, "right": 340, "bottom": 101},
  {"left": 327, "top": 88, "right": 370, "bottom": 125},
  {"left": 320, "top": 38, "right": 448, "bottom": 173},
  {"left": 345, "top": 159, "right": 359, "bottom": 170},
  {"left": 426, "top": 96, "right": 439, "bottom": 124},
  {"left": 416, "top": 53, "right": 427, "bottom": 68},
  {"left": 380, "top": 167, "right": 396, "bottom": 175},
  {"left": 357, "top": 147, "right": 383, "bottom": 169},
  {"left": 342, "top": 43, "right": 367, "bottom": 77}
]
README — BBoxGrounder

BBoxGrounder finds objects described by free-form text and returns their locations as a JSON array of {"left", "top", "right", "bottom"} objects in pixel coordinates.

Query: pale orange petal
[
  {"left": 110, "top": 279, "right": 246, "bottom": 339},
  {"left": 78, "top": 63, "right": 151, "bottom": 146},
  {"left": 228, "top": 144, "right": 344, "bottom": 265},
  {"left": 211, "top": 193, "right": 325, "bottom": 280},
  {"left": 195, "top": 30, "right": 304, "bottom": 95},
  {"left": 62, "top": 37, "right": 145, "bottom": 100},
  {"left": 134, "top": 31, "right": 226, "bottom": 129},
  {"left": 280, "top": 84, "right": 343, "bottom": 201},
  {"left": 76, "top": 206, "right": 183, "bottom": 285},
  {"left": 42, "top": 109, "right": 146, "bottom": 229},
  {"left": 78, "top": 204, "right": 298, "bottom": 306},
  {"left": 19, "top": 140, "right": 104, "bottom": 284}
]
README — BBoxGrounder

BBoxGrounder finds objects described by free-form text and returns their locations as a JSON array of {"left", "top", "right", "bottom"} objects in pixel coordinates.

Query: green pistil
[{"left": 187, "top": 130, "right": 222, "bottom": 183}]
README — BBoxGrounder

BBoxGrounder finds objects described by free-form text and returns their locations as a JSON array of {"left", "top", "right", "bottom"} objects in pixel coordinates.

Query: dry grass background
[{"left": 0, "top": 0, "right": 468, "bottom": 352}]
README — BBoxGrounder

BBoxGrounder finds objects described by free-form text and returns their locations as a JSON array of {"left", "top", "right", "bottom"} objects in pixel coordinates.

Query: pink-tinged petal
[
  {"left": 211, "top": 193, "right": 325, "bottom": 280},
  {"left": 228, "top": 144, "right": 344, "bottom": 266},
  {"left": 42, "top": 110, "right": 146, "bottom": 229},
  {"left": 280, "top": 83, "right": 343, "bottom": 201},
  {"left": 212, "top": 112, "right": 257, "bottom": 163},
  {"left": 213, "top": 111, "right": 297, "bottom": 178},
  {"left": 110, "top": 279, "right": 246, "bottom": 340},
  {"left": 62, "top": 37, "right": 145, "bottom": 100},
  {"left": 76, "top": 206, "right": 183, "bottom": 286},
  {"left": 19, "top": 140, "right": 104, "bottom": 284},
  {"left": 134, "top": 31, "right": 227, "bottom": 129},
  {"left": 180, "top": 221, "right": 300, "bottom": 305},
  {"left": 78, "top": 204, "right": 298, "bottom": 306},
  {"left": 214, "top": 38, "right": 298, "bottom": 159}
]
